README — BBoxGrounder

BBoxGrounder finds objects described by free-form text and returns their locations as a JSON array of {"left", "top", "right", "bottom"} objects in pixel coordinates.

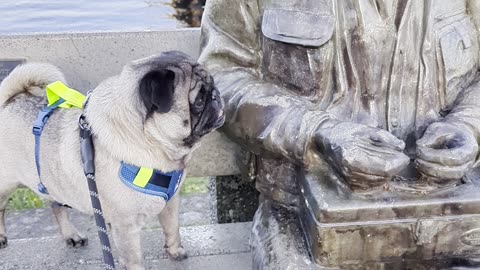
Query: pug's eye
[
  {"left": 195, "top": 96, "right": 204, "bottom": 106},
  {"left": 194, "top": 96, "right": 205, "bottom": 112}
]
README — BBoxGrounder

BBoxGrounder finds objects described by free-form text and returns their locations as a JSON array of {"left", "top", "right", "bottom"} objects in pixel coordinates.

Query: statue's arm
[
  {"left": 468, "top": 0, "right": 480, "bottom": 30},
  {"left": 198, "top": 0, "right": 332, "bottom": 165},
  {"left": 444, "top": 79, "right": 480, "bottom": 140},
  {"left": 443, "top": 1, "right": 480, "bottom": 139}
]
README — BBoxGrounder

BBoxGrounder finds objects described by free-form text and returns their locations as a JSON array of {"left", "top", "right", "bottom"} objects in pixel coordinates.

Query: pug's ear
[{"left": 139, "top": 70, "right": 175, "bottom": 116}]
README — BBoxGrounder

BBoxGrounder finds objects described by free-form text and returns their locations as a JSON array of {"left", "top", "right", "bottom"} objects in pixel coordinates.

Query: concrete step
[
  {"left": 0, "top": 221, "right": 252, "bottom": 270},
  {"left": 1, "top": 195, "right": 253, "bottom": 269},
  {"left": 5, "top": 193, "right": 214, "bottom": 240}
]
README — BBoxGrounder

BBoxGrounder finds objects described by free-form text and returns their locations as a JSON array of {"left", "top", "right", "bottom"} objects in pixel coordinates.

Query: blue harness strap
[
  {"left": 119, "top": 162, "right": 184, "bottom": 201},
  {"left": 32, "top": 98, "right": 65, "bottom": 194}
]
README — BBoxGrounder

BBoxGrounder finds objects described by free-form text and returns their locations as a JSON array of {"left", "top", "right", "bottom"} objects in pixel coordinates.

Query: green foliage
[
  {"left": 6, "top": 188, "right": 45, "bottom": 210},
  {"left": 180, "top": 177, "right": 209, "bottom": 195}
]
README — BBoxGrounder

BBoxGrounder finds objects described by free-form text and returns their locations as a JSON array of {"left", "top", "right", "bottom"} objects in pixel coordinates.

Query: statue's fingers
[
  {"left": 347, "top": 171, "right": 388, "bottom": 190},
  {"left": 415, "top": 122, "right": 467, "bottom": 150},
  {"left": 416, "top": 143, "right": 476, "bottom": 166},
  {"left": 415, "top": 159, "right": 474, "bottom": 179},
  {"left": 369, "top": 129, "right": 405, "bottom": 151},
  {"left": 343, "top": 146, "right": 409, "bottom": 176},
  {"left": 416, "top": 126, "right": 446, "bottom": 148}
]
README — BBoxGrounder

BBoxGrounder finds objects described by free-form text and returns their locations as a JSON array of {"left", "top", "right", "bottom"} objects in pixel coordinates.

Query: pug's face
[{"left": 132, "top": 51, "right": 224, "bottom": 152}]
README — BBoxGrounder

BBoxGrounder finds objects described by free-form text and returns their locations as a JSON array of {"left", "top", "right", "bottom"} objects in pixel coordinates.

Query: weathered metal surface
[
  {"left": 200, "top": 0, "right": 480, "bottom": 268},
  {"left": 251, "top": 200, "right": 316, "bottom": 270},
  {"left": 301, "top": 169, "right": 480, "bottom": 268}
]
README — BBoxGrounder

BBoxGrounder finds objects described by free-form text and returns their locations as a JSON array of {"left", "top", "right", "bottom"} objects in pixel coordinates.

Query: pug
[{"left": 0, "top": 51, "right": 225, "bottom": 269}]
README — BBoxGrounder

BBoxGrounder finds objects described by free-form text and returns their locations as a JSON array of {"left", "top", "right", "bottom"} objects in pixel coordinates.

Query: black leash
[{"left": 79, "top": 114, "right": 116, "bottom": 270}]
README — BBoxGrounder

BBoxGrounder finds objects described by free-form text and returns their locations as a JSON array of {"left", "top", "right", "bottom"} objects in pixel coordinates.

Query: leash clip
[
  {"left": 78, "top": 114, "right": 95, "bottom": 176},
  {"left": 78, "top": 114, "right": 91, "bottom": 134},
  {"left": 78, "top": 90, "right": 92, "bottom": 137}
]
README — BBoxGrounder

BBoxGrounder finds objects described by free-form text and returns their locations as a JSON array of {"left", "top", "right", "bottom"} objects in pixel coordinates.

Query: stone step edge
[{"left": 1, "top": 222, "right": 253, "bottom": 265}]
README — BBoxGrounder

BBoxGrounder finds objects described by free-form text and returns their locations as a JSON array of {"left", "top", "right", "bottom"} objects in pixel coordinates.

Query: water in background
[{"left": 0, "top": 0, "right": 181, "bottom": 34}]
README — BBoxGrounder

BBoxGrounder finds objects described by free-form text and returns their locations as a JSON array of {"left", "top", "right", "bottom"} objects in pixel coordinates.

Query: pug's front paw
[
  {"left": 65, "top": 234, "right": 88, "bottom": 248},
  {"left": 165, "top": 244, "right": 188, "bottom": 261},
  {"left": 0, "top": 235, "right": 7, "bottom": 249}
]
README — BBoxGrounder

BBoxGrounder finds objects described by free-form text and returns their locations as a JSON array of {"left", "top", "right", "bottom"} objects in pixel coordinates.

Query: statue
[{"left": 199, "top": 0, "right": 480, "bottom": 269}]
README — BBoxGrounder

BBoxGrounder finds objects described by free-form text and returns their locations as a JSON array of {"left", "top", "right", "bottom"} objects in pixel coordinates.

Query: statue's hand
[
  {"left": 416, "top": 122, "right": 478, "bottom": 180},
  {"left": 315, "top": 121, "right": 409, "bottom": 190}
]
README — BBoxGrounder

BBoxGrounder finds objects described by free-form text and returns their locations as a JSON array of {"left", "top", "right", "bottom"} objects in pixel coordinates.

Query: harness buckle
[
  {"left": 32, "top": 108, "right": 54, "bottom": 136},
  {"left": 32, "top": 126, "right": 43, "bottom": 136},
  {"left": 37, "top": 183, "right": 49, "bottom": 195}
]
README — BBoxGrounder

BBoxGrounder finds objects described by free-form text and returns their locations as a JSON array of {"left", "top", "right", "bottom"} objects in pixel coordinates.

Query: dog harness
[
  {"left": 33, "top": 81, "right": 86, "bottom": 194},
  {"left": 32, "top": 81, "right": 185, "bottom": 202},
  {"left": 119, "top": 162, "right": 183, "bottom": 201}
]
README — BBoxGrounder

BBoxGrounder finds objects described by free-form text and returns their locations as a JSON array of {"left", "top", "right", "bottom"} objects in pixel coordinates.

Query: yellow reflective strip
[
  {"left": 133, "top": 167, "right": 153, "bottom": 188},
  {"left": 46, "top": 81, "right": 86, "bottom": 108}
]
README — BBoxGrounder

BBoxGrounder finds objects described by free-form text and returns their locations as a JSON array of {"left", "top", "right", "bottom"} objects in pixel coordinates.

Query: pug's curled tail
[{"left": 0, "top": 63, "right": 66, "bottom": 106}]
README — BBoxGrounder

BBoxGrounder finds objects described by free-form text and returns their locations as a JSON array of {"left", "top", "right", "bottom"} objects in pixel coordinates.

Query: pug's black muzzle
[
  {"left": 198, "top": 88, "right": 224, "bottom": 135},
  {"left": 184, "top": 88, "right": 225, "bottom": 147}
]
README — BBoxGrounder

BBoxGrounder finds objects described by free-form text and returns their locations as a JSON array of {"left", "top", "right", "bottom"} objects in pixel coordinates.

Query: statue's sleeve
[
  {"left": 445, "top": 78, "right": 480, "bottom": 139},
  {"left": 469, "top": 0, "right": 480, "bottom": 29},
  {"left": 445, "top": 0, "right": 480, "bottom": 139},
  {"left": 198, "top": 0, "right": 332, "bottom": 164}
]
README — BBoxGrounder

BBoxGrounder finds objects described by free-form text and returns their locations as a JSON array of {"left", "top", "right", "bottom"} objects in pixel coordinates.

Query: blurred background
[{"left": 0, "top": 0, "right": 206, "bottom": 34}]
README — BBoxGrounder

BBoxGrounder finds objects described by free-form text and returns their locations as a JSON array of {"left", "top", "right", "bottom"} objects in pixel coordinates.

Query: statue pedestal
[{"left": 300, "top": 169, "right": 480, "bottom": 269}]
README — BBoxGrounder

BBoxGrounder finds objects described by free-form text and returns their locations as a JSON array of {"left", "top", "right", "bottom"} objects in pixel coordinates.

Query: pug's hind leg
[
  {"left": 0, "top": 210, "right": 7, "bottom": 249},
  {"left": 51, "top": 202, "right": 88, "bottom": 247},
  {"left": 0, "top": 184, "right": 17, "bottom": 249},
  {"left": 159, "top": 194, "right": 187, "bottom": 260}
]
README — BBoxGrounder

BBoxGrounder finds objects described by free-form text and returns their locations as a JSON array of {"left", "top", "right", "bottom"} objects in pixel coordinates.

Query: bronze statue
[{"left": 200, "top": 0, "right": 480, "bottom": 268}]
